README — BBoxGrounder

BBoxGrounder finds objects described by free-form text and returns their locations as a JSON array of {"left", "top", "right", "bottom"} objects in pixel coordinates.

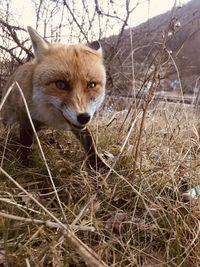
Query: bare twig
[
  {"left": 0, "top": 19, "right": 32, "bottom": 58},
  {"left": 0, "top": 211, "right": 95, "bottom": 232},
  {"left": 63, "top": 0, "right": 89, "bottom": 42}
]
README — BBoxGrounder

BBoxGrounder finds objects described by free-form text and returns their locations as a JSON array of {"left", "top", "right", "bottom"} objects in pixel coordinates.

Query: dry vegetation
[
  {"left": 1, "top": 1, "right": 200, "bottom": 266},
  {"left": 0, "top": 98, "right": 200, "bottom": 266}
]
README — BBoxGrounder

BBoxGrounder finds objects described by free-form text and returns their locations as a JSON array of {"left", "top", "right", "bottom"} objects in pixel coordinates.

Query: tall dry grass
[{"left": 0, "top": 93, "right": 200, "bottom": 266}]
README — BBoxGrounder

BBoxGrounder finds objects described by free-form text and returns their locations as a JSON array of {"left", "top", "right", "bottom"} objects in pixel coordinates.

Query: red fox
[{"left": 1, "top": 26, "right": 108, "bottom": 169}]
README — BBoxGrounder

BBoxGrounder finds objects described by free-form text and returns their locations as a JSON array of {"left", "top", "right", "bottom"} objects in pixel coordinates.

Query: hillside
[{"left": 103, "top": 0, "right": 200, "bottom": 95}]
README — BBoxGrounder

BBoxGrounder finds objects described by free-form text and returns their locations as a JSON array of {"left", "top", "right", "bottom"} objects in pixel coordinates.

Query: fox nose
[{"left": 77, "top": 113, "right": 91, "bottom": 125}]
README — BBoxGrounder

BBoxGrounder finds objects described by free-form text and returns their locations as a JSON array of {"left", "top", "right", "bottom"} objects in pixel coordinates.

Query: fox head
[{"left": 27, "top": 27, "right": 106, "bottom": 130}]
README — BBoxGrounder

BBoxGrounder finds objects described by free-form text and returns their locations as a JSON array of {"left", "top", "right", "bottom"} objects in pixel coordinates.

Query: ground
[{"left": 0, "top": 99, "right": 200, "bottom": 267}]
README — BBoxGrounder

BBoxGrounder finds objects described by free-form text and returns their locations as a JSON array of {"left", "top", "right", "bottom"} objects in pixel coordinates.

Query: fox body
[{"left": 1, "top": 27, "right": 107, "bottom": 168}]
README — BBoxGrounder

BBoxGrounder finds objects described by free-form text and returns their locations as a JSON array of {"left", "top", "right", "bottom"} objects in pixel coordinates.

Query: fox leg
[
  {"left": 19, "top": 119, "right": 42, "bottom": 165},
  {"left": 71, "top": 127, "right": 109, "bottom": 170}
]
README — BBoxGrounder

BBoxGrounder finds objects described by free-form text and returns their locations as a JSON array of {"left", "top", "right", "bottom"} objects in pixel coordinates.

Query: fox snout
[
  {"left": 57, "top": 92, "right": 105, "bottom": 129},
  {"left": 77, "top": 113, "right": 91, "bottom": 125},
  {"left": 58, "top": 102, "right": 94, "bottom": 129}
]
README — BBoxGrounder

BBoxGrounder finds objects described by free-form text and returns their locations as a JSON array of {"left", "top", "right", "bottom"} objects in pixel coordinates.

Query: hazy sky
[
  {"left": 10, "top": 0, "right": 190, "bottom": 26},
  {"left": 9, "top": 0, "right": 191, "bottom": 39},
  {"left": 130, "top": 0, "right": 190, "bottom": 25}
]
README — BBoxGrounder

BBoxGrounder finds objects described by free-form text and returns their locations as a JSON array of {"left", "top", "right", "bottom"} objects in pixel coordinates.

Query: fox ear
[
  {"left": 27, "top": 26, "right": 49, "bottom": 62},
  {"left": 88, "top": 41, "right": 102, "bottom": 55}
]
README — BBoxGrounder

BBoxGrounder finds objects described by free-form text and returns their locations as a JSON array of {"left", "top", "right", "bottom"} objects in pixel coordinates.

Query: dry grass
[{"left": 0, "top": 100, "right": 200, "bottom": 267}]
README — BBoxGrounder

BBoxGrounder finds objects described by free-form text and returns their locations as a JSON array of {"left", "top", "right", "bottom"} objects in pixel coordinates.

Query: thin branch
[
  {"left": 94, "top": 0, "right": 125, "bottom": 22},
  {"left": 0, "top": 19, "right": 32, "bottom": 59},
  {"left": 0, "top": 211, "right": 95, "bottom": 232},
  {"left": 0, "top": 19, "right": 26, "bottom": 31},
  {"left": 63, "top": 0, "right": 89, "bottom": 42},
  {"left": 0, "top": 45, "right": 22, "bottom": 63}
]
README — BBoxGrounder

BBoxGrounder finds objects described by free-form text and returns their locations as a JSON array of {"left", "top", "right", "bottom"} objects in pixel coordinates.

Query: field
[{"left": 0, "top": 98, "right": 200, "bottom": 266}]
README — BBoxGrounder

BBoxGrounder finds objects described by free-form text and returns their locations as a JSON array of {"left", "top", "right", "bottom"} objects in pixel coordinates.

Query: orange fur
[
  {"left": 1, "top": 27, "right": 107, "bottom": 169},
  {"left": 2, "top": 28, "right": 106, "bottom": 129}
]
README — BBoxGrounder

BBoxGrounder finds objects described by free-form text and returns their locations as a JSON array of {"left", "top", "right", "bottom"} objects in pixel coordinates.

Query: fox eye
[
  {"left": 87, "top": 81, "right": 97, "bottom": 89},
  {"left": 55, "top": 80, "right": 69, "bottom": 90}
]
